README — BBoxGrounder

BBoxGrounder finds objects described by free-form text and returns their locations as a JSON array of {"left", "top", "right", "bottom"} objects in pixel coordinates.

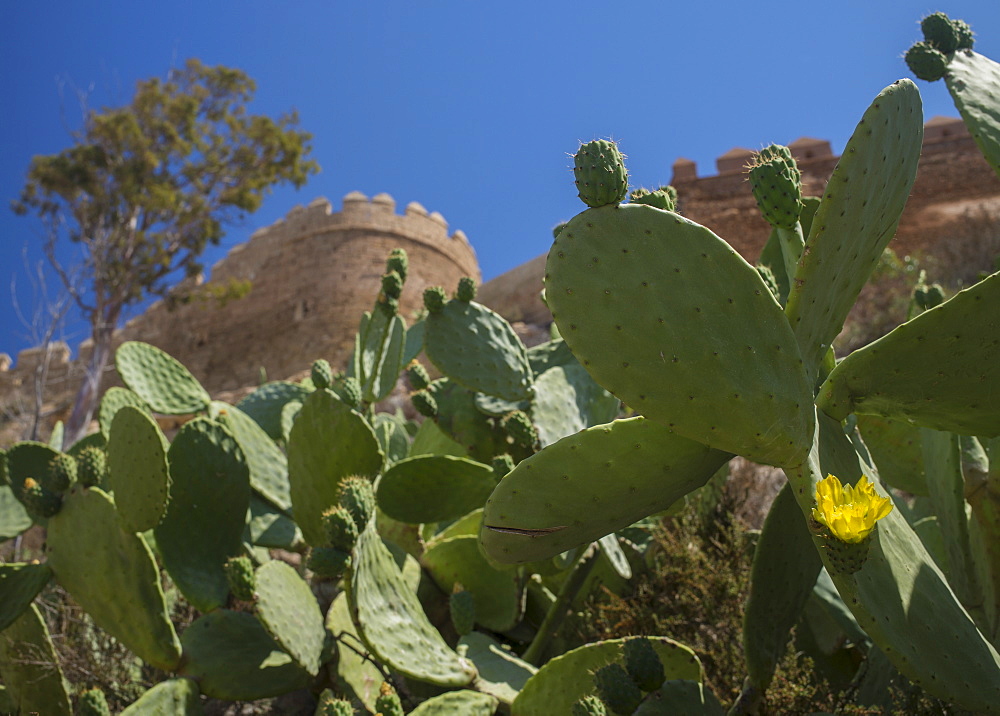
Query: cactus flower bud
[
  {"left": 406, "top": 360, "right": 430, "bottom": 390},
  {"left": 381, "top": 270, "right": 403, "bottom": 299},
  {"left": 905, "top": 41, "right": 949, "bottom": 82},
  {"left": 386, "top": 248, "right": 409, "bottom": 283},
  {"left": 412, "top": 389, "right": 438, "bottom": 418},
  {"left": 456, "top": 276, "right": 477, "bottom": 302},
  {"left": 311, "top": 359, "right": 333, "bottom": 390},
  {"left": 423, "top": 286, "right": 447, "bottom": 313},
  {"left": 224, "top": 556, "right": 257, "bottom": 602}
]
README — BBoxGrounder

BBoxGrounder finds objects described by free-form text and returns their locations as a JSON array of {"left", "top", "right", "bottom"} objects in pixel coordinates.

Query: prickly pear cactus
[
  {"left": 115, "top": 341, "right": 211, "bottom": 415},
  {"left": 107, "top": 405, "right": 171, "bottom": 533}
]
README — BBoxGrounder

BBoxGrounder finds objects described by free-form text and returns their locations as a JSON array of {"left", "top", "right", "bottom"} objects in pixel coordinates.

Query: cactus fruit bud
[
  {"left": 623, "top": 637, "right": 666, "bottom": 692},
  {"left": 630, "top": 187, "right": 677, "bottom": 212},
  {"left": 502, "top": 410, "right": 538, "bottom": 449},
  {"left": 378, "top": 295, "right": 400, "bottom": 317},
  {"left": 573, "top": 139, "right": 629, "bottom": 208},
  {"left": 315, "top": 689, "right": 355, "bottom": 716},
  {"left": 386, "top": 248, "right": 409, "bottom": 283},
  {"left": 338, "top": 476, "right": 376, "bottom": 530},
  {"left": 449, "top": 587, "right": 476, "bottom": 636},
  {"left": 375, "top": 682, "right": 405, "bottom": 716},
  {"left": 492, "top": 453, "right": 515, "bottom": 481},
  {"left": 456, "top": 276, "right": 477, "bottom": 303},
  {"left": 77, "top": 687, "right": 111, "bottom": 716},
  {"left": 224, "top": 556, "right": 257, "bottom": 602},
  {"left": 423, "top": 286, "right": 447, "bottom": 313},
  {"left": 406, "top": 360, "right": 430, "bottom": 390},
  {"left": 321, "top": 505, "right": 360, "bottom": 552},
  {"left": 953, "top": 19, "right": 974, "bottom": 50},
  {"left": 573, "top": 695, "right": 609, "bottom": 716},
  {"left": 747, "top": 144, "right": 803, "bottom": 230},
  {"left": 921, "top": 12, "right": 960, "bottom": 53},
  {"left": 905, "top": 42, "right": 949, "bottom": 82},
  {"left": 76, "top": 446, "right": 108, "bottom": 488},
  {"left": 593, "top": 663, "right": 644, "bottom": 715},
  {"left": 307, "top": 547, "right": 352, "bottom": 579},
  {"left": 381, "top": 270, "right": 403, "bottom": 300},
  {"left": 45, "top": 453, "right": 77, "bottom": 493},
  {"left": 914, "top": 282, "right": 946, "bottom": 311},
  {"left": 335, "top": 376, "right": 362, "bottom": 409},
  {"left": 22, "top": 477, "right": 62, "bottom": 519},
  {"left": 411, "top": 389, "right": 438, "bottom": 418},
  {"left": 311, "top": 359, "right": 334, "bottom": 390}
]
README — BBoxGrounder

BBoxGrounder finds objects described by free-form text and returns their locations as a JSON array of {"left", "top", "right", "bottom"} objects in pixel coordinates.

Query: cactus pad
[
  {"left": 115, "top": 341, "right": 211, "bottom": 414},
  {"left": 236, "top": 381, "right": 312, "bottom": 441},
  {"left": 155, "top": 418, "right": 250, "bottom": 612},
  {"left": 532, "top": 363, "right": 620, "bottom": 448},
  {"left": 255, "top": 560, "right": 326, "bottom": 675},
  {"left": 119, "top": 679, "right": 203, "bottom": 715},
  {"left": 458, "top": 631, "right": 537, "bottom": 705},
  {"left": 0, "top": 562, "right": 52, "bottom": 632},
  {"left": 287, "top": 389, "right": 383, "bottom": 546},
  {"left": 424, "top": 297, "right": 534, "bottom": 402},
  {"left": 98, "top": 387, "right": 151, "bottom": 441},
  {"left": 179, "top": 609, "right": 311, "bottom": 700},
  {"left": 107, "top": 406, "right": 171, "bottom": 533},
  {"left": 377, "top": 455, "right": 495, "bottom": 524},
  {"left": 216, "top": 402, "right": 292, "bottom": 512},
  {"left": 817, "top": 272, "right": 1000, "bottom": 436},
  {"left": 46, "top": 486, "right": 181, "bottom": 671},
  {"left": 481, "top": 417, "right": 731, "bottom": 563},
  {"left": 0, "top": 604, "right": 72, "bottom": 716},
  {"left": 546, "top": 203, "right": 813, "bottom": 466},
  {"left": 347, "top": 522, "right": 477, "bottom": 687},
  {"left": 409, "top": 691, "right": 499, "bottom": 715},
  {"left": 945, "top": 49, "right": 1000, "bottom": 178}
]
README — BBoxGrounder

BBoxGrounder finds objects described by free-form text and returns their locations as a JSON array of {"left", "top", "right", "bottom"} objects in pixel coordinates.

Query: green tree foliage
[{"left": 12, "top": 59, "right": 319, "bottom": 446}]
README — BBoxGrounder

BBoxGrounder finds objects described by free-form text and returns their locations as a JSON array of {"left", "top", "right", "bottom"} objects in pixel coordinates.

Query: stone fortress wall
[{"left": 2, "top": 116, "right": 999, "bottom": 444}]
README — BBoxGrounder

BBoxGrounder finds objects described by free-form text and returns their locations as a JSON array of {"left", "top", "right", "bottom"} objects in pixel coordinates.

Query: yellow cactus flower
[{"left": 812, "top": 474, "right": 892, "bottom": 544}]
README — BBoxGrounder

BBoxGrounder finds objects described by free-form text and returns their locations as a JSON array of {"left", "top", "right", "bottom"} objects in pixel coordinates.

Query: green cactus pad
[
  {"left": 347, "top": 522, "right": 477, "bottom": 687},
  {"left": 474, "top": 391, "right": 530, "bottom": 417},
  {"left": 107, "top": 405, "right": 171, "bottom": 533},
  {"left": 4, "top": 441, "right": 59, "bottom": 501},
  {"left": 119, "top": 679, "right": 203, "bottom": 715},
  {"left": 355, "top": 308, "right": 407, "bottom": 404},
  {"left": 155, "top": 418, "right": 250, "bottom": 612},
  {"left": 629, "top": 187, "right": 676, "bottom": 212},
  {"left": 921, "top": 429, "right": 984, "bottom": 614},
  {"left": 429, "top": 379, "right": 507, "bottom": 463},
  {"left": 945, "top": 49, "right": 1000, "bottom": 178},
  {"left": 856, "top": 415, "right": 928, "bottom": 496},
  {"left": 458, "top": 631, "right": 537, "bottom": 705},
  {"left": 633, "top": 680, "right": 725, "bottom": 715},
  {"left": 287, "top": 389, "right": 383, "bottom": 546},
  {"left": 410, "top": 417, "right": 469, "bottom": 459},
  {"left": 532, "top": 363, "right": 620, "bottom": 448},
  {"left": 526, "top": 338, "right": 577, "bottom": 377},
  {"left": 424, "top": 298, "right": 534, "bottom": 402},
  {"left": 422, "top": 534, "right": 523, "bottom": 631},
  {"left": 179, "top": 609, "right": 312, "bottom": 700},
  {"left": 115, "top": 341, "right": 211, "bottom": 414},
  {"left": 574, "top": 139, "right": 629, "bottom": 208},
  {"left": 46, "top": 486, "right": 181, "bottom": 671},
  {"left": 236, "top": 381, "right": 313, "bottom": 441},
  {"left": 0, "top": 486, "right": 31, "bottom": 542},
  {"left": 512, "top": 636, "right": 703, "bottom": 716},
  {"left": 377, "top": 455, "right": 495, "bottom": 524},
  {"left": 255, "top": 560, "right": 326, "bottom": 675},
  {"left": 0, "top": 603, "right": 72, "bottom": 716},
  {"left": 98, "top": 387, "right": 152, "bottom": 441},
  {"left": 247, "top": 493, "right": 301, "bottom": 549},
  {"left": 785, "top": 411, "right": 1000, "bottom": 712},
  {"left": 546, "top": 203, "right": 813, "bottom": 467},
  {"left": 0, "top": 562, "right": 52, "bottom": 632},
  {"left": 325, "top": 592, "right": 383, "bottom": 711},
  {"left": 449, "top": 589, "right": 475, "bottom": 635},
  {"left": 373, "top": 412, "right": 411, "bottom": 467},
  {"left": 905, "top": 42, "right": 949, "bottom": 82},
  {"left": 215, "top": 402, "right": 292, "bottom": 512},
  {"left": 481, "top": 417, "right": 731, "bottom": 563},
  {"left": 407, "top": 691, "right": 498, "bottom": 715},
  {"left": 742, "top": 484, "right": 821, "bottom": 692},
  {"left": 501, "top": 410, "right": 537, "bottom": 448},
  {"left": 817, "top": 272, "right": 1000, "bottom": 436},
  {"left": 784, "top": 80, "right": 923, "bottom": 381}
]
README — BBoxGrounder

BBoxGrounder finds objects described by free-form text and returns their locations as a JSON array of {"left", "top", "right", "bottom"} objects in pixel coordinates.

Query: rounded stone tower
[{"left": 112, "top": 191, "right": 481, "bottom": 393}]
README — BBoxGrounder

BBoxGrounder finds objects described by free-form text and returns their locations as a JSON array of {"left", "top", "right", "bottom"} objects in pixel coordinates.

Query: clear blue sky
[{"left": 2, "top": 1, "right": 997, "bottom": 364}]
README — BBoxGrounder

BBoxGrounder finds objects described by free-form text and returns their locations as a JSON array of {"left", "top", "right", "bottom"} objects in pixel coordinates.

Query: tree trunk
[{"left": 61, "top": 322, "right": 115, "bottom": 450}]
